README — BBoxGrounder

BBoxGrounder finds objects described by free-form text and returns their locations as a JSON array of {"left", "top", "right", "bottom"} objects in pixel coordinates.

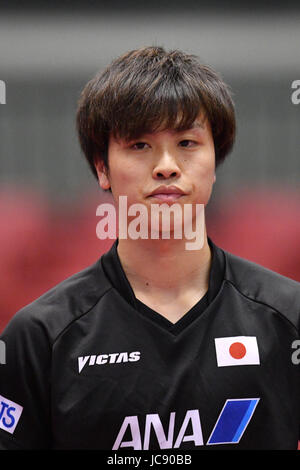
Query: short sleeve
[{"left": 0, "top": 308, "right": 52, "bottom": 449}]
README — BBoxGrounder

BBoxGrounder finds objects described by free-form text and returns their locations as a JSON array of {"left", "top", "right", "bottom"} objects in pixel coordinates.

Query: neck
[{"left": 117, "top": 229, "right": 212, "bottom": 295}]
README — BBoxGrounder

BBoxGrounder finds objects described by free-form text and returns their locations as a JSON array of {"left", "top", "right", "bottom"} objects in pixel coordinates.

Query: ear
[
  {"left": 213, "top": 173, "right": 216, "bottom": 183},
  {"left": 94, "top": 158, "right": 111, "bottom": 190}
]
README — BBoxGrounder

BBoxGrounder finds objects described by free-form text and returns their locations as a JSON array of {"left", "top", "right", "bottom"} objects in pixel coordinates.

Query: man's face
[{"left": 95, "top": 114, "right": 216, "bottom": 213}]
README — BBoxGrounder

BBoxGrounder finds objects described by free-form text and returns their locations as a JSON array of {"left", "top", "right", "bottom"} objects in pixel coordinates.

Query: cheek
[
  {"left": 191, "top": 163, "right": 215, "bottom": 203},
  {"left": 109, "top": 161, "right": 144, "bottom": 205},
  {"left": 193, "top": 159, "right": 215, "bottom": 182},
  {"left": 109, "top": 162, "right": 134, "bottom": 187}
]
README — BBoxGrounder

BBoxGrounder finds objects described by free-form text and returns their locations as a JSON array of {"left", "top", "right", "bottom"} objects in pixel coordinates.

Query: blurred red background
[{"left": 1, "top": 186, "right": 300, "bottom": 333}]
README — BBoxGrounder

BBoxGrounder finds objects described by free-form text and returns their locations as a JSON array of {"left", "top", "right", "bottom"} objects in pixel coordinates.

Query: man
[{"left": 0, "top": 46, "right": 299, "bottom": 450}]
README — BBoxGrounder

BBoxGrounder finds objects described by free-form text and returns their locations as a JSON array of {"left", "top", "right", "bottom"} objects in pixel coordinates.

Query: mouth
[
  {"left": 147, "top": 186, "right": 187, "bottom": 201},
  {"left": 148, "top": 193, "right": 184, "bottom": 201}
]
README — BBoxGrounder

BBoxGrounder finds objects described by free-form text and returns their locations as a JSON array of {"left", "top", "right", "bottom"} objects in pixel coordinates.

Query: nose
[{"left": 152, "top": 150, "right": 181, "bottom": 180}]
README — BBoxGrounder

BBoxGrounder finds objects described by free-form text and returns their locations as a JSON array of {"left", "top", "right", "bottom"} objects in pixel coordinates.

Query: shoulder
[
  {"left": 222, "top": 248, "right": 300, "bottom": 331},
  {"left": 1, "top": 257, "right": 112, "bottom": 344}
]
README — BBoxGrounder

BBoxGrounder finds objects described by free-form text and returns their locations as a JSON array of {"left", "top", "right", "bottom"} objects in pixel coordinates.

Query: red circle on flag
[{"left": 229, "top": 342, "right": 246, "bottom": 359}]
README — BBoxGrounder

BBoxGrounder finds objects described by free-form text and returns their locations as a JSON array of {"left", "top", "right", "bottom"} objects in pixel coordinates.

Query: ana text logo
[{"left": 113, "top": 398, "right": 260, "bottom": 449}]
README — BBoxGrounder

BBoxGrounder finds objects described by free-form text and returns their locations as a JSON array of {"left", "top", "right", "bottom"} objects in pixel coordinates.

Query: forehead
[
  {"left": 144, "top": 118, "right": 208, "bottom": 139},
  {"left": 110, "top": 114, "right": 210, "bottom": 144}
]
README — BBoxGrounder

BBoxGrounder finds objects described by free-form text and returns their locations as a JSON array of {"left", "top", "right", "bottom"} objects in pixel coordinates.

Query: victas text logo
[{"left": 78, "top": 351, "right": 141, "bottom": 373}]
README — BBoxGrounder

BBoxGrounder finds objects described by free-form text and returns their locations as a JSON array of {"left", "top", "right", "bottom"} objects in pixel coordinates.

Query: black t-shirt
[{"left": 0, "top": 238, "right": 299, "bottom": 450}]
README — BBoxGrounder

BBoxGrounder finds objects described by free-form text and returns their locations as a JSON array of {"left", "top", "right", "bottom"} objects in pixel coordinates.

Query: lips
[
  {"left": 148, "top": 186, "right": 186, "bottom": 196},
  {"left": 147, "top": 186, "right": 186, "bottom": 201}
]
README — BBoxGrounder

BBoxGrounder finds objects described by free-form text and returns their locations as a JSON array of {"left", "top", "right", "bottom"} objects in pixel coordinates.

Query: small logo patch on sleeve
[{"left": 0, "top": 395, "right": 23, "bottom": 434}]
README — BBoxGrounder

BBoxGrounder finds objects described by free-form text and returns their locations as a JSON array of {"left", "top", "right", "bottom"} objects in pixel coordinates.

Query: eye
[
  {"left": 179, "top": 139, "right": 198, "bottom": 148},
  {"left": 130, "top": 142, "right": 150, "bottom": 150}
]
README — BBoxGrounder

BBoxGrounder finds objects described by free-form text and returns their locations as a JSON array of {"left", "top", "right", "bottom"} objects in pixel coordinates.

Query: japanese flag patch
[{"left": 214, "top": 336, "right": 260, "bottom": 367}]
